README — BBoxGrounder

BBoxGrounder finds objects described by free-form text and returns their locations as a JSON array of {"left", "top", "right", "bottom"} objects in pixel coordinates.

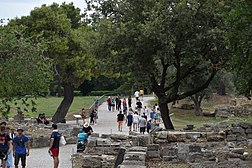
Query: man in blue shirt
[
  {"left": 13, "top": 128, "right": 30, "bottom": 168},
  {"left": 49, "top": 124, "right": 61, "bottom": 168}
]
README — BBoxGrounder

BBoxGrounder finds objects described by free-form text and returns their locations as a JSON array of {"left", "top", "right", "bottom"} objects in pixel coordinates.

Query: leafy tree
[
  {"left": 9, "top": 3, "right": 96, "bottom": 122},
  {"left": 0, "top": 26, "right": 52, "bottom": 117},
  {"left": 87, "top": 0, "right": 231, "bottom": 129},
  {"left": 226, "top": 0, "right": 252, "bottom": 98}
]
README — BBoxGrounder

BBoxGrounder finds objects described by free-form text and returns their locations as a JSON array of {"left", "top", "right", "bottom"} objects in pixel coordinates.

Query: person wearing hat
[
  {"left": 13, "top": 128, "right": 30, "bottom": 168},
  {"left": 82, "top": 123, "right": 93, "bottom": 137}
]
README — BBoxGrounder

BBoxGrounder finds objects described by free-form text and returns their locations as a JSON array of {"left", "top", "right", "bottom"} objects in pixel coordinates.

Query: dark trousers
[{"left": 15, "top": 153, "right": 26, "bottom": 167}]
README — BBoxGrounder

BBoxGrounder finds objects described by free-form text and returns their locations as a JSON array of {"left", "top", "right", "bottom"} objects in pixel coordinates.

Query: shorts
[
  {"left": 118, "top": 121, "right": 123, "bottom": 127},
  {"left": 127, "top": 122, "right": 132, "bottom": 127},
  {"left": 0, "top": 148, "right": 9, "bottom": 161},
  {"left": 50, "top": 148, "right": 59, "bottom": 157},
  {"left": 140, "top": 127, "right": 146, "bottom": 133},
  {"left": 14, "top": 153, "right": 26, "bottom": 166}
]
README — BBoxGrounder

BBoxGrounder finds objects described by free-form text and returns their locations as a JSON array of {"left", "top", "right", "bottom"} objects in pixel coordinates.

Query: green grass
[{"left": 8, "top": 96, "right": 96, "bottom": 118}]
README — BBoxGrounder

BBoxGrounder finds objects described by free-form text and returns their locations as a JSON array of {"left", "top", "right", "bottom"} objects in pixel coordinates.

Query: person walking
[
  {"left": 0, "top": 125, "right": 12, "bottom": 168},
  {"left": 133, "top": 112, "right": 139, "bottom": 131},
  {"left": 13, "top": 128, "right": 30, "bottom": 168},
  {"left": 122, "top": 98, "right": 127, "bottom": 116},
  {"left": 107, "top": 97, "right": 112, "bottom": 111},
  {"left": 49, "top": 124, "right": 61, "bottom": 168},
  {"left": 126, "top": 112, "right": 133, "bottom": 132},
  {"left": 111, "top": 99, "right": 116, "bottom": 112},
  {"left": 117, "top": 111, "right": 124, "bottom": 132},
  {"left": 139, "top": 115, "right": 147, "bottom": 134},
  {"left": 136, "top": 100, "right": 143, "bottom": 115},
  {"left": 115, "top": 97, "right": 119, "bottom": 110},
  {"left": 6, "top": 127, "right": 13, "bottom": 168},
  {"left": 128, "top": 96, "right": 132, "bottom": 108},
  {"left": 117, "top": 99, "right": 122, "bottom": 111},
  {"left": 134, "top": 90, "right": 140, "bottom": 101}
]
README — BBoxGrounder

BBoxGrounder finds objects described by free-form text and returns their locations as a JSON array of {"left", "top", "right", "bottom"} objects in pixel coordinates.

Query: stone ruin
[
  {"left": 72, "top": 122, "right": 252, "bottom": 168},
  {"left": 215, "top": 104, "right": 252, "bottom": 118}
]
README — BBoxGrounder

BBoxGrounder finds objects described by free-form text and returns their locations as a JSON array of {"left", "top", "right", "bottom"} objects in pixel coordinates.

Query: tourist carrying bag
[{"left": 60, "top": 135, "right": 67, "bottom": 146}]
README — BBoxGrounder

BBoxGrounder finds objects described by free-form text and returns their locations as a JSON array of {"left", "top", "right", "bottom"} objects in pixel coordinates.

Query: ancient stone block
[
  {"left": 156, "top": 131, "right": 168, "bottom": 139},
  {"left": 207, "top": 135, "right": 225, "bottom": 142},
  {"left": 245, "top": 129, "right": 252, "bottom": 134},
  {"left": 146, "top": 151, "right": 160, "bottom": 158},
  {"left": 128, "top": 147, "right": 147, "bottom": 153},
  {"left": 227, "top": 135, "right": 236, "bottom": 141},
  {"left": 87, "top": 139, "right": 97, "bottom": 147},
  {"left": 138, "top": 135, "right": 150, "bottom": 147},
  {"left": 96, "top": 138, "right": 112, "bottom": 146},
  {"left": 161, "top": 147, "right": 178, "bottom": 157},
  {"left": 232, "top": 148, "right": 245, "bottom": 155},
  {"left": 168, "top": 132, "right": 186, "bottom": 142},
  {"left": 236, "top": 136, "right": 247, "bottom": 142},
  {"left": 147, "top": 144, "right": 159, "bottom": 151},
  {"left": 231, "top": 127, "right": 245, "bottom": 134},
  {"left": 188, "top": 152, "right": 205, "bottom": 163},
  {"left": 82, "top": 155, "right": 102, "bottom": 168},
  {"left": 110, "top": 134, "right": 128, "bottom": 141},
  {"left": 118, "top": 165, "right": 146, "bottom": 168},
  {"left": 189, "top": 144, "right": 201, "bottom": 153},
  {"left": 124, "top": 152, "right": 146, "bottom": 162},
  {"left": 163, "top": 156, "right": 178, "bottom": 162},
  {"left": 92, "top": 133, "right": 100, "bottom": 138}
]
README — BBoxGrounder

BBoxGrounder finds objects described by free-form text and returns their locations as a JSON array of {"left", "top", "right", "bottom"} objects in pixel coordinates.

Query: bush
[
  {"left": 88, "top": 90, "right": 113, "bottom": 96},
  {"left": 74, "top": 90, "right": 82, "bottom": 96}
]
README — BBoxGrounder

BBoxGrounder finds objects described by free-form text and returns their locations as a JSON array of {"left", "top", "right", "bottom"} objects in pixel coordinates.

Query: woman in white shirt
[{"left": 133, "top": 112, "right": 139, "bottom": 131}]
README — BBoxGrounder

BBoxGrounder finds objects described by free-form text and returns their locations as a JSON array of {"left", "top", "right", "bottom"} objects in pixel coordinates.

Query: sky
[{"left": 0, "top": 0, "right": 85, "bottom": 20}]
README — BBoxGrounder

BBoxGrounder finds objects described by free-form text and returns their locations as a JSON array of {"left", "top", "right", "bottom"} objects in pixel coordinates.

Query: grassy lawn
[
  {"left": 148, "top": 98, "right": 252, "bottom": 130},
  {"left": 8, "top": 96, "right": 96, "bottom": 118}
]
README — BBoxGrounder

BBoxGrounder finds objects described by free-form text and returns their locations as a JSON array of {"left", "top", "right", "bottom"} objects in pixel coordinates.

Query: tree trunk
[
  {"left": 158, "top": 100, "right": 174, "bottom": 130},
  {"left": 217, "top": 81, "right": 226, "bottom": 96},
  {"left": 57, "top": 78, "right": 62, "bottom": 97},
  {"left": 192, "top": 95, "right": 203, "bottom": 116},
  {"left": 193, "top": 100, "right": 202, "bottom": 116},
  {"left": 52, "top": 83, "right": 74, "bottom": 123}
]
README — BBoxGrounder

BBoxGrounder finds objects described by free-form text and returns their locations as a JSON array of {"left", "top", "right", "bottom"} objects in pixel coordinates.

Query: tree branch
[
  {"left": 160, "top": 58, "right": 168, "bottom": 88},
  {"left": 176, "top": 70, "right": 217, "bottom": 100}
]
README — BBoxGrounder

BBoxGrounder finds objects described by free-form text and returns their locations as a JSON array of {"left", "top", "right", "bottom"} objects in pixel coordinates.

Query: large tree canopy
[
  {"left": 226, "top": 0, "right": 252, "bottom": 97},
  {"left": 88, "top": 0, "right": 231, "bottom": 129},
  {"left": 0, "top": 26, "right": 52, "bottom": 116},
  {"left": 9, "top": 3, "right": 97, "bottom": 122}
]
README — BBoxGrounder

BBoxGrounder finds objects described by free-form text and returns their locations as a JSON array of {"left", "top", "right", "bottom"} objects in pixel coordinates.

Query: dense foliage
[{"left": 0, "top": 26, "right": 52, "bottom": 117}]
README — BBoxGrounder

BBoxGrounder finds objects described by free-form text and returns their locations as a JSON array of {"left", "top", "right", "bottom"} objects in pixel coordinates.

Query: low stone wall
[
  {"left": 72, "top": 122, "right": 252, "bottom": 168},
  {"left": 215, "top": 104, "right": 252, "bottom": 118}
]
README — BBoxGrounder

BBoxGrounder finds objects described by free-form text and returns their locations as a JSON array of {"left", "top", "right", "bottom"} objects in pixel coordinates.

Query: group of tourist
[
  {"left": 115, "top": 91, "right": 162, "bottom": 134},
  {"left": 0, "top": 122, "right": 29, "bottom": 168},
  {"left": 0, "top": 121, "right": 66, "bottom": 168},
  {"left": 107, "top": 96, "right": 132, "bottom": 112}
]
